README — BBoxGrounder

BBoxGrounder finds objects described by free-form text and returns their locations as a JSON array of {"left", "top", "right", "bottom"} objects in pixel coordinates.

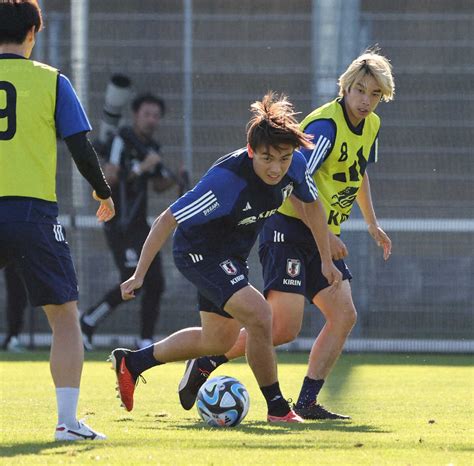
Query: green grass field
[{"left": 0, "top": 351, "right": 472, "bottom": 465}]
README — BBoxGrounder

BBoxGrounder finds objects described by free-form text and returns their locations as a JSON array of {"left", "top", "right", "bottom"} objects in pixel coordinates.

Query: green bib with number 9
[{"left": 0, "top": 59, "right": 58, "bottom": 202}]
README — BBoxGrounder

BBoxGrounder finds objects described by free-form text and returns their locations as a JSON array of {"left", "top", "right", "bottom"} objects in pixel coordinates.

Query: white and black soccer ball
[{"left": 196, "top": 375, "right": 250, "bottom": 427}]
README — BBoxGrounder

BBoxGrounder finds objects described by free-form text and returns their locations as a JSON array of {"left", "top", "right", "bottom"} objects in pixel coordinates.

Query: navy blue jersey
[{"left": 170, "top": 148, "right": 318, "bottom": 258}]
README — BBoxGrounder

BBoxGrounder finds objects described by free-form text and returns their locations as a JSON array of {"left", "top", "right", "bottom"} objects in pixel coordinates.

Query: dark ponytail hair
[{"left": 247, "top": 91, "right": 313, "bottom": 151}]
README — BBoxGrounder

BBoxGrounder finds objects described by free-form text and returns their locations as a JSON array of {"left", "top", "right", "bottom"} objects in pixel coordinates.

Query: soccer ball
[{"left": 196, "top": 375, "right": 250, "bottom": 427}]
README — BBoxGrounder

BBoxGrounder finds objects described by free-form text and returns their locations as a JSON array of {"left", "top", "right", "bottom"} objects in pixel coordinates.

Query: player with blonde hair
[{"left": 179, "top": 49, "right": 394, "bottom": 420}]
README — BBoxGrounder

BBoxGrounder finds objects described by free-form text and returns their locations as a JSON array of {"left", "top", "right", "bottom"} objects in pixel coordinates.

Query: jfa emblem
[
  {"left": 286, "top": 259, "right": 301, "bottom": 278},
  {"left": 220, "top": 259, "right": 238, "bottom": 276}
]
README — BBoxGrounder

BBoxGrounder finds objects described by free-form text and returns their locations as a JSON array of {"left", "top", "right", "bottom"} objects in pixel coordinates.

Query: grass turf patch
[{"left": 0, "top": 352, "right": 472, "bottom": 465}]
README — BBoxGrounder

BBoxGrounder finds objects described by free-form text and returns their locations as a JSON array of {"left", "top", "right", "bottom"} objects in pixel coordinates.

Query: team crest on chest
[
  {"left": 281, "top": 183, "right": 294, "bottom": 202},
  {"left": 286, "top": 259, "right": 301, "bottom": 278},
  {"left": 220, "top": 259, "right": 238, "bottom": 275}
]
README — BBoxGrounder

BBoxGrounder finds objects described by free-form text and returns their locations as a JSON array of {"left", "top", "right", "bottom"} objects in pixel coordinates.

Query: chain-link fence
[{"left": 1, "top": 0, "right": 473, "bottom": 352}]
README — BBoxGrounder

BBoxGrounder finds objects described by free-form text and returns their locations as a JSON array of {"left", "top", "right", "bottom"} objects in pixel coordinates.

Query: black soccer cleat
[
  {"left": 80, "top": 314, "right": 95, "bottom": 351},
  {"left": 294, "top": 403, "right": 351, "bottom": 420},
  {"left": 178, "top": 359, "right": 210, "bottom": 410}
]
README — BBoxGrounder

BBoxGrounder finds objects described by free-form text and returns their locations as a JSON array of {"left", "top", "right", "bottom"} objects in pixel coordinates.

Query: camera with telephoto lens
[{"left": 96, "top": 74, "right": 132, "bottom": 154}]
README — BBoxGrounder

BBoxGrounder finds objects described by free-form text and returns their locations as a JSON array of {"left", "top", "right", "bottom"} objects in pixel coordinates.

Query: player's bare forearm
[
  {"left": 121, "top": 210, "right": 176, "bottom": 300},
  {"left": 302, "top": 199, "right": 333, "bottom": 265},
  {"left": 289, "top": 195, "right": 311, "bottom": 228},
  {"left": 357, "top": 174, "right": 392, "bottom": 260},
  {"left": 356, "top": 173, "right": 378, "bottom": 227},
  {"left": 134, "top": 208, "right": 177, "bottom": 280}
]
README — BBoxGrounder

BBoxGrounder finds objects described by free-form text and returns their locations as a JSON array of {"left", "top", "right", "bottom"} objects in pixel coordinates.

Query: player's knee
[
  {"left": 273, "top": 330, "right": 295, "bottom": 346},
  {"left": 345, "top": 307, "right": 357, "bottom": 328},
  {"left": 246, "top": 303, "right": 272, "bottom": 335},
  {"left": 349, "top": 308, "right": 357, "bottom": 328},
  {"left": 336, "top": 306, "right": 357, "bottom": 334},
  {"left": 44, "top": 302, "right": 79, "bottom": 329},
  {"left": 273, "top": 323, "right": 299, "bottom": 346},
  {"left": 48, "top": 313, "right": 81, "bottom": 336},
  {"left": 324, "top": 305, "right": 357, "bottom": 335}
]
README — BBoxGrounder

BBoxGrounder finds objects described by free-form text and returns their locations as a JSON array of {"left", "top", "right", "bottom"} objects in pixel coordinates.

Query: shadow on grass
[
  {"left": 0, "top": 420, "right": 387, "bottom": 458},
  {"left": 140, "top": 419, "right": 390, "bottom": 435},
  {"left": 0, "top": 442, "right": 97, "bottom": 458}
]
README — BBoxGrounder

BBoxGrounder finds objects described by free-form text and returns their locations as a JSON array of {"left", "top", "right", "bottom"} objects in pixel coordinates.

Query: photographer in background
[{"left": 81, "top": 93, "right": 187, "bottom": 350}]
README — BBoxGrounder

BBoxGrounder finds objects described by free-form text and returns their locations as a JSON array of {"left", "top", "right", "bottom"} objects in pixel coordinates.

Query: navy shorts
[
  {"left": 173, "top": 252, "right": 249, "bottom": 318},
  {"left": 0, "top": 221, "right": 78, "bottom": 307},
  {"left": 258, "top": 241, "right": 352, "bottom": 302}
]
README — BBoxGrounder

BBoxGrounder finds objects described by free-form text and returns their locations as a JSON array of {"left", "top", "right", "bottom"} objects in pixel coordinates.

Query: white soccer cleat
[{"left": 54, "top": 420, "right": 106, "bottom": 441}]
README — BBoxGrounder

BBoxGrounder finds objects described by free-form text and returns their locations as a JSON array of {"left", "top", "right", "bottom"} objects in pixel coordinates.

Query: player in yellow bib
[
  {"left": 0, "top": 1, "right": 114, "bottom": 440},
  {"left": 279, "top": 92, "right": 381, "bottom": 237},
  {"left": 179, "top": 50, "right": 395, "bottom": 420}
]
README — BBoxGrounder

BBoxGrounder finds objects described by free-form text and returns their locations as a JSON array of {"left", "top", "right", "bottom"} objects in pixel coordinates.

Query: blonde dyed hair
[{"left": 338, "top": 50, "right": 395, "bottom": 102}]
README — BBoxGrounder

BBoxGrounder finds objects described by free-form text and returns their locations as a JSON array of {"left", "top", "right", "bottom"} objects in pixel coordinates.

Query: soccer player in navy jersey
[
  {"left": 111, "top": 92, "right": 342, "bottom": 423},
  {"left": 179, "top": 50, "right": 395, "bottom": 420},
  {"left": 0, "top": 1, "right": 114, "bottom": 440}
]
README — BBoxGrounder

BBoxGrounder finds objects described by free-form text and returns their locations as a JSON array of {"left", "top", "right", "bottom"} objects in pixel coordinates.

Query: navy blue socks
[
  {"left": 197, "top": 355, "right": 228, "bottom": 375},
  {"left": 296, "top": 377, "right": 325, "bottom": 408},
  {"left": 261, "top": 381, "right": 290, "bottom": 417},
  {"left": 127, "top": 344, "right": 163, "bottom": 375}
]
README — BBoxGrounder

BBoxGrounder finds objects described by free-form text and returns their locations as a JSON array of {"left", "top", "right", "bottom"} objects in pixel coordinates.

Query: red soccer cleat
[
  {"left": 267, "top": 409, "right": 304, "bottom": 423},
  {"left": 109, "top": 348, "right": 139, "bottom": 412}
]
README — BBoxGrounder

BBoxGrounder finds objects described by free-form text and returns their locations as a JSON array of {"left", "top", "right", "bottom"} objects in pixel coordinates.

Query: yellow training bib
[
  {"left": 279, "top": 99, "right": 380, "bottom": 234},
  {"left": 0, "top": 58, "right": 58, "bottom": 201}
]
